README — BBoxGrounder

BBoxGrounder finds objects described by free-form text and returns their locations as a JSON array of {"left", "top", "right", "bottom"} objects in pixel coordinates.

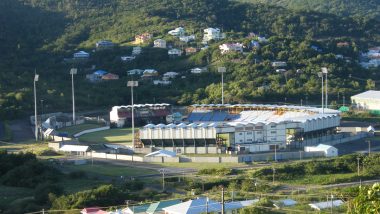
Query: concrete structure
[
  {"left": 219, "top": 43, "right": 243, "bottom": 54},
  {"left": 304, "top": 144, "right": 338, "bottom": 157},
  {"left": 154, "top": 39, "right": 167, "bottom": 48},
  {"left": 139, "top": 104, "right": 341, "bottom": 153},
  {"left": 110, "top": 104, "right": 171, "bottom": 128},
  {"left": 351, "top": 90, "right": 380, "bottom": 111},
  {"left": 73, "top": 51, "right": 90, "bottom": 59}
]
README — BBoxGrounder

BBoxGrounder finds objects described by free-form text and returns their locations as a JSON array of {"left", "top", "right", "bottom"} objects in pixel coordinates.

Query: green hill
[{"left": 0, "top": 0, "right": 379, "bottom": 119}]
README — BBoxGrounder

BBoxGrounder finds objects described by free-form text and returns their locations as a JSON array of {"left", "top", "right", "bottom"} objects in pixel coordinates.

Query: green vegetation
[
  {"left": 152, "top": 162, "right": 248, "bottom": 170},
  {"left": 0, "top": 121, "right": 13, "bottom": 142},
  {"left": 78, "top": 127, "right": 137, "bottom": 144},
  {"left": 58, "top": 123, "right": 104, "bottom": 136},
  {"left": 198, "top": 167, "right": 237, "bottom": 176},
  {"left": 62, "top": 163, "right": 156, "bottom": 177},
  {"left": 348, "top": 183, "right": 380, "bottom": 213}
]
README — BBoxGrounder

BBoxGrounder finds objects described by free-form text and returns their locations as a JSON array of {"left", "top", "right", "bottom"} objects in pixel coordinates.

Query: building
[
  {"left": 139, "top": 104, "right": 341, "bottom": 153},
  {"left": 219, "top": 43, "right": 243, "bottom": 54},
  {"left": 309, "top": 200, "right": 344, "bottom": 211},
  {"left": 179, "top": 35, "right": 195, "bottom": 43},
  {"left": 86, "top": 70, "right": 108, "bottom": 82},
  {"left": 127, "top": 69, "right": 144, "bottom": 76},
  {"left": 163, "top": 72, "right": 179, "bottom": 79},
  {"left": 142, "top": 69, "right": 159, "bottom": 78},
  {"left": 59, "top": 145, "right": 90, "bottom": 156},
  {"left": 101, "top": 73, "right": 119, "bottom": 80},
  {"left": 203, "top": 28, "right": 225, "bottom": 43},
  {"left": 351, "top": 90, "right": 380, "bottom": 112},
  {"left": 154, "top": 39, "right": 167, "bottom": 48},
  {"left": 121, "top": 56, "right": 136, "bottom": 62},
  {"left": 272, "top": 61, "right": 287, "bottom": 67},
  {"left": 304, "top": 144, "right": 338, "bottom": 157},
  {"left": 190, "top": 67, "right": 207, "bottom": 74},
  {"left": 337, "top": 42, "right": 349, "bottom": 48},
  {"left": 185, "top": 47, "right": 197, "bottom": 55},
  {"left": 135, "top": 33, "right": 152, "bottom": 44},
  {"left": 96, "top": 40, "right": 114, "bottom": 49},
  {"left": 153, "top": 80, "right": 172, "bottom": 85},
  {"left": 132, "top": 47, "right": 142, "bottom": 55},
  {"left": 73, "top": 51, "right": 90, "bottom": 59},
  {"left": 110, "top": 103, "right": 171, "bottom": 128},
  {"left": 168, "top": 27, "right": 186, "bottom": 37},
  {"left": 168, "top": 49, "right": 182, "bottom": 57}
]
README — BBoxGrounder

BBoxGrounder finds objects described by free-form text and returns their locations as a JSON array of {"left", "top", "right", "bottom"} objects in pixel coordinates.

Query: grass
[
  {"left": 58, "top": 123, "right": 104, "bottom": 136},
  {"left": 58, "top": 178, "right": 107, "bottom": 193},
  {"left": 79, "top": 127, "right": 138, "bottom": 144},
  {"left": 151, "top": 162, "right": 250, "bottom": 170},
  {"left": 0, "top": 185, "right": 33, "bottom": 207},
  {"left": 278, "top": 172, "right": 359, "bottom": 185},
  {"left": 62, "top": 163, "right": 156, "bottom": 177}
]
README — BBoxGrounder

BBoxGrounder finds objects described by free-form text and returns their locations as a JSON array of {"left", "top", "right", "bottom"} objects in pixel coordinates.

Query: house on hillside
[
  {"left": 73, "top": 51, "right": 90, "bottom": 59},
  {"left": 154, "top": 39, "right": 167, "bottom": 48},
  {"left": 272, "top": 61, "right": 287, "bottom": 67},
  {"left": 163, "top": 72, "right": 179, "bottom": 79},
  {"left": 190, "top": 67, "right": 207, "bottom": 74},
  {"left": 96, "top": 40, "right": 114, "bottom": 49},
  {"left": 134, "top": 33, "right": 152, "bottom": 44},
  {"left": 127, "top": 69, "right": 144, "bottom": 76},
  {"left": 86, "top": 70, "right": 108, "bottom": 82},
  {"left": 219, "top": 43, "right": 243, "bottom": 54},
  {"left": 142, "top": 69, "right": 158, "bottom": 78},
  {"left": 337, "top": 42, "right": 349, "bottom": 48},
  {"left": 102, "top": 73, "right": 119, "bottom": 80},
  {"left": 185, "top": 47, "right": 197, "bottom": 55},
  {"left": 153, "top": 80, "right": 172, "bottom": 85},
  {"left": 168, "top": 48, "right": 182, "bottom": 57},
  {"left": 121, "top": 56, "right": 136, "bottom": 62},
  {"left": 203, "top": 28, "right": 225, "bottom": 43},
  {"left": 179, "top": 35, "right": 196, "bottom": 43},
  {"left": 168, "top": 27, "right": 186, "bottom": 37}
]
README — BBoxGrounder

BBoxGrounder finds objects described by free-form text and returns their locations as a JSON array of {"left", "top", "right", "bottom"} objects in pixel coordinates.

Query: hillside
[
  {"left": 240, "top": 0, "right": 380, "bottom": 20},
  {"left": 0, "top": 0, "right": 379, "bottom": 119}
]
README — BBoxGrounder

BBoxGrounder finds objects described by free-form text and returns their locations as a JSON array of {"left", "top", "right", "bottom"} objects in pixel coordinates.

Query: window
[
  {"left": 271, "top": 125, "right": 276, "bottom": 128},
  {"left": 247, "top": 132, "right": 252, "bottom": 135},
  {"left": 271, "top": 131, "right": 277, "bottom": 134},
  {"left": 247, "top": 139, "right": 252, "bottom": 141},
  {"left": 271, "top": 137, "right": 276, "bottom": 141},
  {"left": 257, "top": 131, "right": 262, "bottom": 134},
  {"left": 239, "top": 133, "right": 243, "bottom": 135}
]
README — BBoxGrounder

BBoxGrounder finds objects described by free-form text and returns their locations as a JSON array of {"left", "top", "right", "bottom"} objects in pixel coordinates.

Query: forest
[{"left": 0, "top": 0, "right": 379, "bottom": 119}]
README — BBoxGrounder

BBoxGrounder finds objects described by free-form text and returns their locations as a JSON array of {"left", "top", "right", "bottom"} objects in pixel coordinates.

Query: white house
[
  {"left": 179, "top": 35, "right": 196, "bottom": 43},
  {"left": 219, "top": 43, "right": 243, "bottom": 54},
  {"left": 163, "top": 72, "right": 179, "bottom": 79},
  {"left": 143, "top": 69, "right": 158, "bottom": 77},
  {"left": 132, "top": 46, "right": 142, "bottom": 55},
  {"left": 190, "top": 67, "right": 207, "bottom": 74},
  {"left": 73, "top": 51, "right": 90, "bottom": 59},
  {"left": 272, "top": 61, "right": 287, "bottom": 67},
  {"left": 121, "top": 56, "right": 136, "bottom": 62},
  {"left": 168, "top": 27, "right": 186, "bottom": 37},
  {"left": 203, "top": 28, "right": 225, "bottom": 43},
  {"left": 154, "top": 39, "right": 167, "bottom": 48},
  {"left": 168, "top": 49, "right": 182, "bottom": 57},
  {"left": 304, "top": 144, "right": 338, "bottom": 157},
  {"left": 153, "top": 80, "right": 172, "bottom": 85},
  {"left": 127, "top": 69, "right": 144, "bottom": 76}
]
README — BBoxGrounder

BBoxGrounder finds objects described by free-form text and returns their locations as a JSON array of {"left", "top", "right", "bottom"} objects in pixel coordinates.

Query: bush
[
  {"left": 34, "top": 182, "right": 63, "bottom": 205},
  {"left": 68, "top": 171, "right": 87, "bottom": 179}
]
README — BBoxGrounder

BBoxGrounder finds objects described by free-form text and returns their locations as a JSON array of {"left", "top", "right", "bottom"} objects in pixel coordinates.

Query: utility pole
[
  {"left": 34, "top": 73, "right": 39, "bottom": 141},
  {"left": 272, "top": 167, "right": 276, "bottom": 184},
  {"left": 221, "top": 187, "right": 225, "bottom": 214},
  {"left": 70, "top": 68, "right": 77, "bottom": 125},
  {"left": 274, "top": 145, "right": 277, "bottom": 162},
  {"left": 367, "top": 140, "right": 371, "bottom": 156},
  {"left": 318, "top": 72, "right": 324, "bottom": 113},
  {"left": 218, "top": 67, "right": 226, "bottom": 105},
  {"left": 357, "top": 157, "right": 360, "bottom": 176},
  {"left": 322, "top": 67, "right": 328, "bottom": 108},
  {"left": 128, "top": 81, "right": 138, "bottom": 148}
]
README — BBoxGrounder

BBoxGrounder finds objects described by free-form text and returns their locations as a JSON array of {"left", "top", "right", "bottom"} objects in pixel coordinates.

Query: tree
[{"left": 348, "top": 183, "right": 380, "bottom": 213}]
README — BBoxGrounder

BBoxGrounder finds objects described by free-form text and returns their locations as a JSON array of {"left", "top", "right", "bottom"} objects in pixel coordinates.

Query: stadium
[
  {"left": 110, "top": 103, "right": 171, "bottom": 128},
  {"left": 139, "top": 104, "right": 341, "bottom": 153}
]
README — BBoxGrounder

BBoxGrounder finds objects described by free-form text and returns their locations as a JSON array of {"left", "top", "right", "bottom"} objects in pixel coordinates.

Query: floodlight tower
[
  {"left": 322, "top": 67, "right": 328, "bottom": 109},
  {"left": 70, "top": 68, "right": 77, "bottom": 124},
  {"left": 218, "top": 67, "right": 226, "bottom": 105},
  {"left": 34, "top": 73, "right": 39, "bottom": 141},
  {"left": 128, "top": 81, "right": 139, "bottom": 148}
]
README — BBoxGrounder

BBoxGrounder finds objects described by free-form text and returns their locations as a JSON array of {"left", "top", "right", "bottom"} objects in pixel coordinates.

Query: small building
[
  {"left": 96, "top": 40, "right": 114, "bottom": 49},
  {"left": 190, "top": 67, "right": 207, "bottom": 74},
  {"left": 219, "top": 43, "right": 243, "bottom": 54},
  {"left": 135, "top": 33, "right": 152, "bottom": 44},
  {"left": 309, "top": 200, "right": 344, "bottom": 211},
  {"left": 185, "top": 47, "right": 197, "bottom": 55},
  {"left": 132, "top": 47, "right": 142, "bottom": 55},
  {"left": 121, "top": 56, "right": 136, "bottom": 62},
  {"left": 73, "top": 51, "right": 90, "bottom": 59},
  {"left": 351, "top": 90, "right": 380, "bottom": 112},
  {"left": 153, "top": 80, "right": 172, "bottom": 85},
  {"left": 59, "top": 145, "right": 89, "bottom": 156},
  {"left": 304, "top": 144, "right": 338, "bottom": 157},
  {"left": 179, "top": 35, "right": 195, "bottom": 43},
  {"left": 168, "top": 27, "right": 186, "bottom": 37},
  {"left": 203, "top": 28, "right": 225, "bottom": 43},
  {"left": 127, "top": 69, "right": 144, "bottom": 76},
  {"left": 102, "top": 73, "right": 119, "bottom": 80},
  {"left": 86, "top": 70, "right": 108, "bottom": 82},
  {"left": 337, "top": 42, "right": 349, "bottom": 48},
  {"left": 163, "top": 72, "right": 179, "bottom": 79},
  {"left": 154, "top": 39, "right": 167, "bottom": 48},
  {"left": 145, "top": 150, "right": 176, "bottom": 157},
  {"left": 168, "top": 49, "right": 182, "bottom": 57},
  {"left": 272, "top": 61, "right": 287, "bottom": 67},
  {"left": 276, "top": 69, "right": 286, "bottom": 73},
  {"left": 142, "top": 69, "right": 159, "bottom": 78}
]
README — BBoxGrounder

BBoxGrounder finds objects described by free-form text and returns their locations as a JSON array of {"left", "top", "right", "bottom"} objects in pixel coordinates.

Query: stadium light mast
[
  {"left": 322, "top": 67, "right": 328, "bottom": 109},
  {"left": 318, "top": 72, "right": 324, "bottom": 114},
  {"left": 34, "top": 73, "right": 39, "bottom": 141},
  {"left": 218, "top": 67, "right": 226, "bottom": 105},
  {"left": 128, "top": 81, "right": 139, "bottom": 149},
  {"left": 70, "top": 68, "right": 77, "bottom": 124}
]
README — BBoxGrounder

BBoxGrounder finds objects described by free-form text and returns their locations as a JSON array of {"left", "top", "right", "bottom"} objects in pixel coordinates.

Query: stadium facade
[
  {"left": 139, "top": 104, "right": 340, "bottom": 153},
  {"left": 110, "top": 104, "right": 171, "bottom": 127}
]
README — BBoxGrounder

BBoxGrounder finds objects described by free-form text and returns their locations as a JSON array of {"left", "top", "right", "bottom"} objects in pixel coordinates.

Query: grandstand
[
  {"left": 110, "top": 104, "right": 171, "bottom": 127},
  {"left": 139, "top": 104, "right": 341, "bottom": 153}
]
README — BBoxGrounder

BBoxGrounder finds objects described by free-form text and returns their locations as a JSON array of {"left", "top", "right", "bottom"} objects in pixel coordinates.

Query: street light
[
  {"left": 318, "top": 72, "right": 324, "bottom": 114},
  {"left": 218, "top": 67, "right": 226, "bottom": 105},
  {"left": 70, "top": 68, "right": 77, "bottom": 125},
  {"left": 128, "top": 81, "right": 139, "bottom": 149},
  {"left": 34, "top": 73, "right": 39, "bottom": 141},
  {"left": 40, "top": 99, "right": 44, "bottom": 141},
  {"left": 322, "top": 67, "right": 328, "bottom": 109}
]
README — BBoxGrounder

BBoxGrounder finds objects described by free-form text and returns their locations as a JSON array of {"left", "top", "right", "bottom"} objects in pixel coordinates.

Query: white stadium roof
[{"left": 351, "top": 90, "right": 380, "bottom": 100}]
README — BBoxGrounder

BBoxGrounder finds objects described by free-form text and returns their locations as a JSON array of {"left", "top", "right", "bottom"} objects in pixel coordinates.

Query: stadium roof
[
  {"left": 112, "top": 103, "right": 170, "bottom": 109},
  {"left": 351, "top": 90, "right": 380, "bottom": 100}
]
